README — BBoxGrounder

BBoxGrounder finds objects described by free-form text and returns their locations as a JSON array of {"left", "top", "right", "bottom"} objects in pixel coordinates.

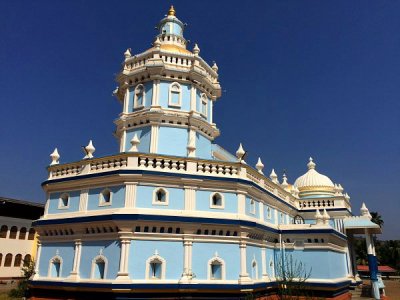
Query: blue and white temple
[{"left": 30, "top": 6, "right": 384, "bottom": 300}]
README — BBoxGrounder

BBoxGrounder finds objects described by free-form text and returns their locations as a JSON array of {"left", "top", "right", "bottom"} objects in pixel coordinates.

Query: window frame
[
  {"left": 207, "top": 256, "right": 225, "bottom": 280},
  {"left": 168, "top": 82, "right": 182, "bottom": 108},
  {"left": 99, "top": 188, "right": 112, "bottom": 207},
  {"left": 48, "top": 255, "right": 63, "bottom": 278},
  {"left": 209, "top": 192, "right": 224, "bottom": 209},
  {"left": 133, "top": 84, "right": 145, "bottom": 109},
  {"left": 145, "top": 254, "right": 166, "bottom": 280},
  {"left": 250, "top": 199, "right": 256, "bottom": 215},
  {"left": 200, "top": 93, "right": 208, "bottom": 118},
  {"left": 152, "top": 188, "right": 169, "bottom": 206},
  {"left": 58, "top": 193, "right": 70, "bottom": 209},
  {"left": 90, "top": 255, "right": 108, "bottom": 280}
]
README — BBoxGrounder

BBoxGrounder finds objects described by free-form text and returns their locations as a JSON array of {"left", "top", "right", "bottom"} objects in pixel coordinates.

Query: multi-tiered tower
[{"left": 30, "top": 7, "right": 383, "bottom": 300}]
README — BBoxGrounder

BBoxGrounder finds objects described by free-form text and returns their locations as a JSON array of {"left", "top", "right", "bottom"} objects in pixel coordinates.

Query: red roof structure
[{"left": 357, "top": 265, "right": 397, "bottom": 273}]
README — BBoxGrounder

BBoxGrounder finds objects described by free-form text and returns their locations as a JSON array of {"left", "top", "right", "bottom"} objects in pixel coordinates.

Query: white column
[
  {"left": 150, "top": 125, "right": 159, "bottom": 153},
  {"left": 238, "top": 193, "right": 246, "bottom": 215},
  {"left": 117, "top": 237, "right": 131, "bottom": 280},
  {"left": 124, "top": 183, "right": 137, "bottom": 208},
  {"left": 261, "top": 246, "right": 268, "bottom": 280},
  {"left": 123, "top": 88, "right": 130, "bottom": 113},
  {"left": 184, "top": 187, "right": 195, "bottom": 211},
  {"left": 259, "top": 202, "right": 264, "bottom": 222},
  {"left": 239, "top": 241, "right": 251, "bottom": 283},
  {"left": 180, "top": 239, "right": 193, "bottom": 282},
  {"left": 33, "top": 241, "right": 42, "bottom": 278},
  {"left": 120, "top": 130, "right": 127, "bottom": 153},
  {"left": 190, "top": 85, "right": 196, "bottom": 111},
  {"left": 209, "top": 100, "right": 213, "bottom": 124},
  {"left": 365, "top": 229, "right": 380, "bottom": 300},
  {"left": 79, "top": 189, "right": 89, "bottom": 212},
  {"left": 69, "top": 239, "right": 82, "bottom": 279}
]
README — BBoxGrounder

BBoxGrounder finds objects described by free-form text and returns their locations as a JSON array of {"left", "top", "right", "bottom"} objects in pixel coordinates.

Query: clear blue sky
[{"left": 0, "top": 1, "right": 398, "bottom": 239}]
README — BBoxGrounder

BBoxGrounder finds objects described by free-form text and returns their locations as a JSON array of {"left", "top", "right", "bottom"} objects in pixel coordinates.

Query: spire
[
  {"left": 270, "top": 169, "right": 278, "bottom": 184},
  {"left": 281, "top": 173, "right": 289, "bottom": 190},
  {"left": 307, "top": 157, "right": 316, "bottom": 170},
  {"left": 129, "top": 134, "right": 140, "bottom": 152},
  {"left": 168, "top": 5, "right": 176, "bottom": 17},
  {"left": 255, "top": 157, "right": 264, "bottom": 174},
  {"left": 50, "top": 148, "right": 60, "bottom": 165},
  {"left": 193, "top": 43, "right": 200, "bottom": 55},
  {"left": 124, "top": 48, "right": 131, "bottom": 59}
]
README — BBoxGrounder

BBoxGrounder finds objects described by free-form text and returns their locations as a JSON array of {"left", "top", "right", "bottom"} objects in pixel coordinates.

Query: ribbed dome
[{"left": 294, "top": 158, "right": 334, "bottom": 189}]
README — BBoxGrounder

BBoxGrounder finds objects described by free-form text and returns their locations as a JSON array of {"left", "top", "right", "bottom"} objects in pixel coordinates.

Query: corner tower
[{"left": 114, "top": 6, "right": 222, "bottom": 159}]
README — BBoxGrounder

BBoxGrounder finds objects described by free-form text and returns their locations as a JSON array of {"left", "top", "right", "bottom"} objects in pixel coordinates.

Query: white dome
[{"left": 294, "top": 158, "right": 334, "bottom": 189}]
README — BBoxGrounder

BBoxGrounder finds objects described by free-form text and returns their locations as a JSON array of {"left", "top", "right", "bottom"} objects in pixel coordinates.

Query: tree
[
  {"left": 8, "top": 257, "right": 35, "bottom": 298},
  {"left": 275, "top": 253, "right": 312, "bottom": 300},
  {"left": 370, "top": 212, "right": 384, "bottom": 228}
]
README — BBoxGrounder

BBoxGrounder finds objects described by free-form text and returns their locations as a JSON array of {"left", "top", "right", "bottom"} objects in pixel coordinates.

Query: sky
[{"left": 0, "top": 1, "right": 398, "bottom": 240}]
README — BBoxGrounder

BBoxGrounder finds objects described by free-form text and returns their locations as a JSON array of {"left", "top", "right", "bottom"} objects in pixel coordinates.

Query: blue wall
[
  {"left": 128, "top": 240, "right": 183, "bottom": 280},
  {"left": 195, "top": 191, "right": 238, "bottom": 213},
  {"left": 136, "top": 185, "right": 184, "bottom": 210},
  {"left": 158, "top": 126, "right": 188, "bottom": 157},
  {"left": 158, "top": 81, "right": 191, "bottom": 111},
  {"left": 125, "top": 126, "right": 151, "bottom": 152},
  {"left": 196, "top": 133, "right": 212, "bottom": 159},
  {"left": 192, "top": 242, "right": 240, "bottom": 280},
  {"left": 87, "top": 185, "right": 125, "bottom": 210},
  {"left": 129, "top": 82, "right": 153, "bottom": 111},
  {"left": 39, "top": 242, "right": 74, "bottom": 277},
  {"left": 79, "top": 240, "right": 120, "bottom": 279},
  {"left": 47, "top": 190, "right": 80, "bottom": 214},
  {"left": 247, "top": 245, "right": 262, "bottom": 280},
  {"left": 245, "top": 197, "right": 260, "bottom": 218}
]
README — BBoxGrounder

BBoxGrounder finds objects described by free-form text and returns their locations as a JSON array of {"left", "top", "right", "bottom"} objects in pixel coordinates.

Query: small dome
[{"left": 294, "top": 158, "right": 334, "bottom": 188}]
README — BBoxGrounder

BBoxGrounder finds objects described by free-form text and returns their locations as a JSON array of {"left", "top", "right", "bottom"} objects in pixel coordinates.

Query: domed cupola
[{"left": 294, "top": 158, "right": 335, "bottom": 199}]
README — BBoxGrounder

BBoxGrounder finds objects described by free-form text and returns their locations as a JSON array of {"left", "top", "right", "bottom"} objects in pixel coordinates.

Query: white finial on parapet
[
  {"left": 129, "top": 134, "right": 140, "bottom": 152},
  {"left": 270, "top": 169, "right": 279, "bottom": 184},
  {"left": 281, "top": 173, "right": 289, "bottom": 190},
  {"left": 50, "top": 148, "right": 60, "bottom": 165},
  {"left": 315, "top": 209, "right": 323, "bottom": 225},
  {"left": 236, "top": 143, "right": 246, "bottom": 163},
  {"left": 124, "top": 48, "right": 131, "bottom": 59},
  {"left": 344, "top": 193, "right": 350, "bottom": 201},
  {"left": 154, "top": 37, "right": 161, "bottom": 49},
  {"left": 338, "top": 184, "right": 344, "bottom": 195},
  {"left": 361, "top": 202, "right": 372, "bottom": 219},
  {"left": 256, "top": 157, "right": 264, "bottom": 174},
  {"left": 83, "top": 140, "right": 95, "bottom": 159},
  {"left": 212, "top": 61, "right": 219, "bottom": 72},
  {"left": 322, "top": 209, "right": 331, "bottom": 225},
  {"left": 307, "top": 157, "right": 316, "bottom": 170},
  {"left": 193, "top": 43, "right": 200, "bottom": 55}
]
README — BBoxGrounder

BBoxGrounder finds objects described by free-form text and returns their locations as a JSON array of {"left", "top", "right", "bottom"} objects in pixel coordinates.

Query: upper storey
[{"left": 113, "top": 6, "right": 222, "bottom": 160}]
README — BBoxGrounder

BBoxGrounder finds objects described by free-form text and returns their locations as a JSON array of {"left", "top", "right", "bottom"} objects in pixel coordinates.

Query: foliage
[
  {"left": 275, "top": 253, "right": 312, "bottom": 300},
  {"left": 370, "top": 211, "right": 384, "bottom": 228},
  {"left": 8, "top": 258, "right": 35, "bottom": 298}
]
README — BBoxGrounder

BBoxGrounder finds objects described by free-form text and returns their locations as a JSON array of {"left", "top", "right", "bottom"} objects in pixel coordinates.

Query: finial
[
  {"left": 281, "top": 173, "right": 289, "bottom": 189},
  {"left": 307, "top": 157, "right": 316, "bottom": 170},
  {"left": 322, "top": 209, "right": 330, "bottom": 225},
  {"left": 168, "top": 5, "right": 176, "bottom": 17},
  {"left": 212, "top": 61, "right": 219, "bottom": 72},
  {"left": 256, "top": 157, "right": 264, "bottom": 174},
  {"left": 129, "top": 134, "right": 140, "bottom": 152},
  {"left": 344, "top": 193, "right": 350, "bottom": 201},
  {"left": 360, "top": 202, "right": 372, "bottom": 219},
  {"left": 236, "top": 143, "right": 246, "bottom": 163},
  {"left": 193, "top": 43, "right": 200, "bottom": 55},
  {"left": 50, "top": 148, "right": 60, "bottom": 165},
  {"left": 124, "top": 48, "right": 131, "bottom": 59},
  {"left": 154, "top": 37, "right": 161, "bottom": 48},
  {"left": 270, "top": 169, "right": 279, "bottom": 184},
  {"left": 83, "top": 140, "right": 95, "bottom": 159},
  {"left": 315, "top": 209, "right": 323, "bottom": 225}
]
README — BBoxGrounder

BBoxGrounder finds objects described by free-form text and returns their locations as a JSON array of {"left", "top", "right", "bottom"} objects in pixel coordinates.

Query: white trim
[
  {"left": 133, "top": 84, "right": 145, "bottom": 109},
  {"left": 145, "top": 254, "right": 166, "bottom": 280},
  {"left": 207, "top": 256, "right": 225, "bottom": 280},
  {"left": 168, "top": 82, "right": 182, "bottom": 108},
  {"left": 48, "top": 255, "right": 63, "bottom": 278},
  {"left": 200, "top": 93, "right": 208, "bottom": 118},
  {"left": 209, "top": 192, "right": 224, "bottom": 209},
  {"left": 152, "top": 188, "right": 169, "bottom": 206},
  {"left": 250, "top": 198, "right": 256, "bottom": 215},
  {"left": 58, "top": 193, "right": 70, "bottom": 209},
  {"left": 90, "top": 254, "right": 108, "bottom": 280},
  {"left": 99, "top": 188, "right": 112, "bottom": 207},
  {"left": 266, "top": 206, "right": 272, "bottom": 220}
]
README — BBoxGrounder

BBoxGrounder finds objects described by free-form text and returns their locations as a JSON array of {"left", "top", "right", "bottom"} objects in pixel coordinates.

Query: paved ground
[{"left": 383, "top": 279, "right": 400, "bottom": 299}]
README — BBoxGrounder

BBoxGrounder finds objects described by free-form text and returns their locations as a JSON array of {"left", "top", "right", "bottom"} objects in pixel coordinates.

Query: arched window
[
  {"left": 91, "top": 255, "right": 108, "bottom": 279},
  {"left": 28, "top": 228, "right": 35, "bottom": 240},
  {"left": 14, "top": 254, "right": 22, "bottom": 267},
  {"left": 0, "top": 253, "right": 3, "bottom": 266},
  {"left": 59, "top": 193, "right": 69, "bottom": 209},
  {"left": 146, "top": 254, "right": 166, "bottom": 280},
  {"left": 200, "top": 93, "right": 208, "bottom": 117},
  {"left": 4, "top": 253, "right": 13, "bottom": 267},
  {"left": 134, "top": 84, "right": 145, "bottom": 108},
  {"left": 210, "top": 193, "right": 224, "bottom": 209},
  {"left": 280, "top": 212, "right": 284, "bottom": 224},
  {"left": 152, "top": 188, "right": 168, "bottom": 206},
  {"left": 9, "top": 226, "right": 17, "bottom": 239},
  {"left": 23, "top": 254, "right": 32, "bottom": 266},
  {"left": 99, "top": 188, "right": 112, "bottom": 206},
  {"left": 19, "top": 227, "right": 27, "bottom": 240},
  {"left": 0, "top": 225, "right": 8, "bottom": 238},
  {"left": 168, "top": 82, "right": 181, "bottom": 107},
  {"left": 251, "top": 260, "right": 258, "bottom": 280},
  {"left": 269, "top": 259, "right": 275, "bottom": 278},
  {"left": 208, "top": 257, "right": 225, "bottom": 280},
  {"left": 48, "top": 256, "right": 62, "bottom": 278},
  {"left": 250, "top": 199, "right": 256, "bottom": 214},
  {"left": 266, "top": 207, "right": 271, "bottom": 219}
]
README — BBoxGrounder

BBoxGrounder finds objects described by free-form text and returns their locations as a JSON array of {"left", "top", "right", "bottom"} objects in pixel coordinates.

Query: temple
[{"left": 30, "top": 7, "right": 384, "bottom": 300}]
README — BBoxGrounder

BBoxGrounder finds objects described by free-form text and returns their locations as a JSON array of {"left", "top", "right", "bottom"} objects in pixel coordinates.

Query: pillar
[
  {"left": 33, "top": 241, "right": 42, "bottom": 279},
  {"left": 239, "top": 240, "right": 251, "bottom": 283},
  {"left": 180, "top": 238, "right": 193, "bottom": 282},
  {"left": 116, "top": 234, "right": 131, "bottom": 280},
  {"left": 261, "top": 246, "right": 268, "bottom": 280},
  {"left": 69, "top": 239, "right": 82, "bottom": 279},
  {"left": 365, "top": 230, "right": 380, "bottom": 300}
]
